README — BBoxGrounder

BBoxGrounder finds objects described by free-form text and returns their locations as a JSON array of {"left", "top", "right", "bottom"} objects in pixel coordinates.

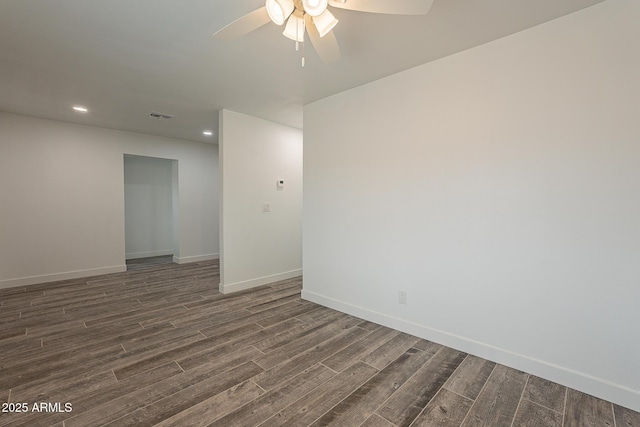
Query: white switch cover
[
  {"left": 277, "top": 179, "right": 284, "bottom": 189},
  {"left": 263, "top": 203, "right": 271, "bottom": 213}
]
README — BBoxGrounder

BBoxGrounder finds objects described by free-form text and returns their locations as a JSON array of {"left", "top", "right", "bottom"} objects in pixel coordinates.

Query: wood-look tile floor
[{"left": 1, "top": 260, "right": 638, "bottom": 426}]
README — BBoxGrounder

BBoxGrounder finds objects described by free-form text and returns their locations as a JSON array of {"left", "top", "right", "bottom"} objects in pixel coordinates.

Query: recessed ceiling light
[
  {"left": 73, "top": 106, "right": 88, "bottom": 113},
  {"left": 203, "top": 131, "right": 213, "bottom": 136}
]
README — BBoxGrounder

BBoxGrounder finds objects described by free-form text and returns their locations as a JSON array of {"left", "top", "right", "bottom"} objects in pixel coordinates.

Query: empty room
[{"left": 1, "top": 0, "right": 639, "bottom": 426}]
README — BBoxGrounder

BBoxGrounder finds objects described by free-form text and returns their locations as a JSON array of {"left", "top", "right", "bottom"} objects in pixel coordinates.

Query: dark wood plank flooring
[
  {"left": 0, "top": 260, "right": 638, "bottom": 426},
  {"left": 126, "top": 255, "right": 175, "bottom": 271}
]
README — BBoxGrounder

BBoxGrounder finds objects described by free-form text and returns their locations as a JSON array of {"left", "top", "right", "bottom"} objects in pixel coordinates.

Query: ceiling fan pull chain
[
  {"left": 297, "top": 12, "right": 301, "bottom": 52},
  {"left": 301, "top": 15, "right": 306, "bottom": 67}
]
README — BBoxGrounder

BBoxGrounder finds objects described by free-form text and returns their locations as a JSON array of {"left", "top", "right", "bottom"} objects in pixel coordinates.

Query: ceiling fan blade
[
  {"left": 328, "top": 0, "right": 433, "bottom": 15},
  {"left": 213, "top": 7, "right": 271, "bottom": 40},
  {"left": 305, "top": 15, "right": 340, "bottom": 64}
]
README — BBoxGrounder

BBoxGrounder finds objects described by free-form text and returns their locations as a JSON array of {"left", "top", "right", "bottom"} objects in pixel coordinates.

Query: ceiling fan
[{"left": 213, "top": 0, "right": 434, "bottom": 65}]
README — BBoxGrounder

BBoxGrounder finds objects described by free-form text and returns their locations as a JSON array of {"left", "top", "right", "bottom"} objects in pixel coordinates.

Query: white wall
[
  {"left": 0, "top": 112, "right": 219, "bottom": 288},
  {"left": 124, "top": 155, "right": 175, "bottom": 259},
  {"left": 219, "top": 109, "right": 302, "bottom": 293},
  {"left": 303, "top": 0, "right": 640, "bottom": 412}
]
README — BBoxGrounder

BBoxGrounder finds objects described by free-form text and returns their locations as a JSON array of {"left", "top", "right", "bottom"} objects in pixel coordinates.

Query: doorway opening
[{"left": 123, "top": 155, "right": 179, "bottom": 269}]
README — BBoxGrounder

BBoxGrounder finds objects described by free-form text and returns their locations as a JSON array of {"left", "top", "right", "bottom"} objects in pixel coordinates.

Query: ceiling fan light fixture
[
  {"left": 283, "top": 11, "right": 305, "bottom": 42},
  {"left": 302, "top": 0, "right": 328, "bottom": 17},
  {"left": 313, "top": 9, "right": 338, "bottom": 37},
  {"left": 266, "top": 0, "right": 294, "bottom": 25}
]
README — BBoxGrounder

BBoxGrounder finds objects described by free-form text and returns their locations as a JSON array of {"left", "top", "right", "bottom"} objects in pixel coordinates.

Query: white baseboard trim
[
  {"left": 302, "top": 289, "right": 640, "bottom": 413},
  {"left": 125, "top": 249, "right": 174, "bottom": 260},
  {"left": 173, "top": 253, "right": 219, "bottom": 264},
  {"left": 0, "top": 265, "right": 128, "bottom": 289},
  {"left": 220, "top": 269, "right": 302, "bottom": 294}
]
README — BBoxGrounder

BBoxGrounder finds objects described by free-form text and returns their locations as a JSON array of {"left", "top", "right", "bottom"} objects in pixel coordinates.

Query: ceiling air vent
[{"left": 149, "top": 111, "right": 175, "bottom": 120}]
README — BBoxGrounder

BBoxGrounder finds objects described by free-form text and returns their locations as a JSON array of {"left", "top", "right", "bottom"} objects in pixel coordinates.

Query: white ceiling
[{"left": 0, "top": 0, "right": 604, "bottom": 144}]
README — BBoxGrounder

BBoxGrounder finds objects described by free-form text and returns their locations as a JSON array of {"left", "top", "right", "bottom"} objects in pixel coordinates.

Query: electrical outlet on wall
[{"left": 262, "top": 202, "right": 271, "bottom": 213}]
